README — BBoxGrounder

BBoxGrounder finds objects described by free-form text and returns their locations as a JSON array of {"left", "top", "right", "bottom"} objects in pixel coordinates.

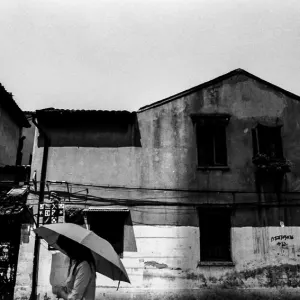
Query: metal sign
[
  {"left": 39, "top": 203, "right": 65, "bottom": 225},
  {"left": 38, "top": 203, "right": 65, "bottom": 250}
]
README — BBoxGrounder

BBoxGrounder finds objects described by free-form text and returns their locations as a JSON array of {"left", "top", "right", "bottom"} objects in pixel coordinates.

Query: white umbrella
[{"left": 34, "top": 223, "right": 130, "bottom": 283}]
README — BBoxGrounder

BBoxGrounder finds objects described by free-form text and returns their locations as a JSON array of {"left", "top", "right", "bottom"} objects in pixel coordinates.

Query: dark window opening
[
  {"left": 252, "top": 124, "right": 283, "bottom": 159},
  {"left": 195, "top": 117, "right": 229, "bottom": 167},
  {"left": 199, "top": 208, "right": 231, "bottom": 262},
  {"left": 87, "top": 211, "right": 128, "bottom": 256}
]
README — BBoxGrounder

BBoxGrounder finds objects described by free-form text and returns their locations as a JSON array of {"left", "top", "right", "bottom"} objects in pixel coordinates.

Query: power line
[
  {"left": 29, "top": 180, "right": 300, "bottom": 194},
  {"left": 26, "top": 188, "right": 300, "bottom": 208}
]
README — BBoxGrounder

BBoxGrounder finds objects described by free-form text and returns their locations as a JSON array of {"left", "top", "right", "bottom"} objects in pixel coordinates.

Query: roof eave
[{"left": 35, "top": 109, "right": 138, "bottom": 125}]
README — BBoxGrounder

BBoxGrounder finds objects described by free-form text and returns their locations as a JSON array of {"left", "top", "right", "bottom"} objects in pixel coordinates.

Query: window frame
[
  {"left": 198, "top": 207, "right": 233, "bottom": 264},
  {"left": 84, "top": 207, "right": 129, "bottom": 257},
  {"left": 191, "top": 114, "right": 230, "bottom": 169},
  {"left": 252, "top": 124, "right": 284, "bottom": 159}
]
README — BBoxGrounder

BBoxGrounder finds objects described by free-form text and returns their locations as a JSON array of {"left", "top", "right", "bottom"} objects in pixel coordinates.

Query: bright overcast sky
[{"left": 0, "top": 0, "right": 299, "bottom": 112}]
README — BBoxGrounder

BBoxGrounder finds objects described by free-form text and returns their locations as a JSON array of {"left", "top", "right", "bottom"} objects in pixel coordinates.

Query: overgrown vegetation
[
  {"left": 252, "top": 154, "right": 293, "bottom": 173},
  {"left": 206, "top": 264, "right": 300, "bottom": 289}
]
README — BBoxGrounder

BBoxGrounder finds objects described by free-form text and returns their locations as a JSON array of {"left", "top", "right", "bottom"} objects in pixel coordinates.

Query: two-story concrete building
[{"left": 15, "top": 69, "right": 300, "bottom": 300}]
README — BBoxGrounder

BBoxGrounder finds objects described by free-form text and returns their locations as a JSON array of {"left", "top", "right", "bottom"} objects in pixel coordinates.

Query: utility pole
[{"left": 30, "top": 118, "right": 49, "bottom": 300}]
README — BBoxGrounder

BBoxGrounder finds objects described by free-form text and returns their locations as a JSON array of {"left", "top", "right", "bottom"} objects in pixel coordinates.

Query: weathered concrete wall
[
  {"left": 31, "top": 75, "right": 300, "bottom": 192},
  {"left": 0, "top": 102, "right": 21, "bottom": 165},
  {"left": 137, "top": 74, "right": 297, "bottom": 191}
]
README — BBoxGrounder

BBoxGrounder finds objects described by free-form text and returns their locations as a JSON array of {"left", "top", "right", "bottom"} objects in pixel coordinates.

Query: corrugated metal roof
[
  {"left": 35, "top": 108, "right": 138, "bottom": 126},
  {"left": 83, "top": 206, "right": 129, "bottom": 212},
  {"left": 36, "top": 108, "right": 135, "bottom": 114},
  {"left": 0, "top": 186, "right": 29, "bottom": 215}
]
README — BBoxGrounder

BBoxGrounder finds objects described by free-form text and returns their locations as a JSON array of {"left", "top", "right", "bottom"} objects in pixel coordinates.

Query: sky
[{"left": 0, "top": 0, "right": 299, "bottom": 112}]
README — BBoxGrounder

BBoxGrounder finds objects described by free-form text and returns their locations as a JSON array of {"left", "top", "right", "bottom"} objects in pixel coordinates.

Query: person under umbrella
[
  {"left": 35, "top": 222, "right": 130, "bottom": 299},
  {"left": 35, "top": 223, "right": 130, "bottom": 283},
  {"left": 52, "top": 235, "right": 96, "bottom": 300}
]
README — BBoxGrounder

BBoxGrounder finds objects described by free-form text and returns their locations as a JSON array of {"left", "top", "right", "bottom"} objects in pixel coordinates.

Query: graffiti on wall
[
  {"left": 276, "top": 241, "right": 288, "bottom": 247},
  {"left": 270, "top": 235, "right": 294, "bottom": 242},
  {"left": 270, "top": 235, "right": 296, "bottom": 257}
]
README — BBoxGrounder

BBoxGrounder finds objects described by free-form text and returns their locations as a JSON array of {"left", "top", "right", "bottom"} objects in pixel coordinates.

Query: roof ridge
[{"left": 138, "top": 68, "right": 300, "bottom": 112}]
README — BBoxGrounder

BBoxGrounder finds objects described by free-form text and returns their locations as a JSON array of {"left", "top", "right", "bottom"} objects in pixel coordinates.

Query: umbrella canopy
[{"left": 34, "top": 223, "right": 130, "bottom": 283}]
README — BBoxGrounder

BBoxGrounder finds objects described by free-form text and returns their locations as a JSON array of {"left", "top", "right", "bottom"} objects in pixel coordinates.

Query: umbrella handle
[{"left": 116, "top": 269, "right": 121, "bottom": 291}]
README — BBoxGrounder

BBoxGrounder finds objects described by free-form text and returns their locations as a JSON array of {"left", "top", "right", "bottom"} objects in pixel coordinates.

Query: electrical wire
[
  {"left": 28, "top": 179, "right": 300, "bottom": 194},
  {"left": 25, "top": 190, "right": 300, "bottom": 209}
]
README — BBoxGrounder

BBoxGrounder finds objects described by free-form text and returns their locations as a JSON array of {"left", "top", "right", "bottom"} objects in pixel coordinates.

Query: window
[
  {"left": 252, "top": 124, "right": 283, "bottom": 159},
  {"left": 192, "top": 114, "right": 230, "bottom": 167},
  {"left": 199, "top": 208, "right": 231, "bottom": 262},
  {"left": 87, "top": 210, "right": 128, "bottom": 256}
]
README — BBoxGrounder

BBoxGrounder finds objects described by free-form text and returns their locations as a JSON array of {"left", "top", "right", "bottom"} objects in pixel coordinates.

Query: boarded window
[
  {"left": 199, "top": 208, "right": 231, "bottom": 262},
  {"left": 87, "top": 211, "right": 128, "bottom": 256},
  {"left": 194, "top": 115, "right": 230, "bottom": 167},
  {"left": 252, "top": 124, "right": 283, "bottom": 159}
]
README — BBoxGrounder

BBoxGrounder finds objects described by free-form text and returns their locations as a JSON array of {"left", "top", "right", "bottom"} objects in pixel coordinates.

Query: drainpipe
[{"left": 30, "top": 117, "right": 50, "bottom": 300}]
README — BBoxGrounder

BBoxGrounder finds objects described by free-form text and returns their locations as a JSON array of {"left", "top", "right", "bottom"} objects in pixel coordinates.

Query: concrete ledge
[
  {"left": 21, "top": 287, "right": 300, "bottom": 300},
  {"left": 198, "top": 261, "right": 235, "bottom": 266},
  {"left": 94, "top": 288, "right": 300, "bottom": 300}
]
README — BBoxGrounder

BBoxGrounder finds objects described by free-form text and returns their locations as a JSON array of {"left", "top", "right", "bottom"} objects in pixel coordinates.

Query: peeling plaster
[{"left": 145, "top": 261, "right": 168, "bottom": 269}]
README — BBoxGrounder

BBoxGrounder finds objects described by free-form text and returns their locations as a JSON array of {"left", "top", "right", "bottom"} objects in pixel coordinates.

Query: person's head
[
  {"left": 56, "top": 235, "right": 79, "bottom": 259},
  {"left": 56, "top": 235, "right": 96, "bottom": 271}
]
